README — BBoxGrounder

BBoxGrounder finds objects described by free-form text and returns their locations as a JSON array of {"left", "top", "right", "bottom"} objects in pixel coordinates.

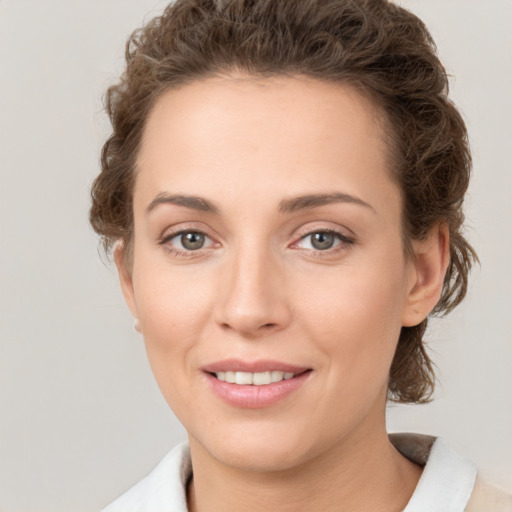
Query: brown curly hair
[{"left": 90, "top": 0, "right": 477, "bottom": 404}]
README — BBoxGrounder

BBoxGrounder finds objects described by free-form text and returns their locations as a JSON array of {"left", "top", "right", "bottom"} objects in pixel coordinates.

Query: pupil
[
  {"left": 311, "top": 232, "right": 334, "bottom": 250},
  {"left": 181, "top": 232, "right": 204, "bottom": 250}
]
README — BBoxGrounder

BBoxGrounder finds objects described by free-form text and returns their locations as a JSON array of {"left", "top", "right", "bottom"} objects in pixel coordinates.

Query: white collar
[{"left": 390, "top": 433, "right": 477, "bottom": 512}]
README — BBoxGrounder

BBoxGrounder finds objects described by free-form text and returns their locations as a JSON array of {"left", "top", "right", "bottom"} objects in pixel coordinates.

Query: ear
[
  {"left": 402, "top": 223, "right": 450, "bottom": 327},
  {"left": 113, "top": 241, "right": 139, "bottom": 319}
]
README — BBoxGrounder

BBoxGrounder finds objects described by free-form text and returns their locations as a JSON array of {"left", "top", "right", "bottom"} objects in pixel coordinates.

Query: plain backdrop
[{"left": 0, "top": 0, "right": 511, "bottom": 510}]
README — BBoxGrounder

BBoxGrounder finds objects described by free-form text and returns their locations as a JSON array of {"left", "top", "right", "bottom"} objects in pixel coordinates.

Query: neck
[{"left": 186, "top": 420, "right": 422, "bottom": 512}]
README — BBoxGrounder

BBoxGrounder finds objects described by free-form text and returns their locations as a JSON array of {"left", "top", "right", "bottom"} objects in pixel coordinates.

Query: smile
[
  {"left": 203, "top": 361, "right": 312, "bottom": 408},
  {"left": 214, "top": 371, "right": 296, "bottom": 385}
]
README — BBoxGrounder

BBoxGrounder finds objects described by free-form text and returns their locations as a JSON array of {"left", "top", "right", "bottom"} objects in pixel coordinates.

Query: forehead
[
  {"left": 135, "top": 75, "right": 398, "bottom": 217},
  {"left": 139, "top": 75, "right": 388, "bottom": 162}
]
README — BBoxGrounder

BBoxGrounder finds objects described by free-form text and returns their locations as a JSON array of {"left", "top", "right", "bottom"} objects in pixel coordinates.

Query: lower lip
[{"left": 205, "top": 371, "right": 311, "bottom": 409}]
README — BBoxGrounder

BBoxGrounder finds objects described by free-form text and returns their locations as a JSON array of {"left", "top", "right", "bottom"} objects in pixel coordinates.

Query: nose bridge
[{"left": 215, "top": 236, "right": 289, "bottom": 336}]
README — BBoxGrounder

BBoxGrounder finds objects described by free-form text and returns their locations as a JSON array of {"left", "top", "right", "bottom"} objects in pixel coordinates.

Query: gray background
[{"left": 0, "top": 0, "right": 510, "bottom": 510}]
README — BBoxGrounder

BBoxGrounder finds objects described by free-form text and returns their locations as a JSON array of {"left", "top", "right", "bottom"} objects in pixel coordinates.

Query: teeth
[
  {"left": 235, "top": 372, "right": 253, "bottom": 385},
  {"left": 253, "top": 372, "right": 271, "bottom": 385},
  {"left": 271, "top": 371, "right": 284, "bottom": 383},
  {"left": 214, "top": 370, "right": 296, "bottom": 385}
]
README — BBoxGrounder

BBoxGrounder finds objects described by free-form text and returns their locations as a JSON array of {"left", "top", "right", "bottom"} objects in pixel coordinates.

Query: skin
[{"left": 115, "top": 75, "right": 449, "bottom": 511}]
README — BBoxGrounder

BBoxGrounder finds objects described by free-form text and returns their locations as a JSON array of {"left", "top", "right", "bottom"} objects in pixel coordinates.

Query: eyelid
[
  {"left": 157, "top": 223, "right": 221, "bottom": 257},
  {"left": 158, "top": 221, "right": 216, "bottom": 241},
  {"left": 290, "top": 225, "right": 356, "bottom": 253},
  {"left": 163, "top": 230, "right": 214, "bottom": 247},
  {"left": 291, "top": 222, "right": 355, "bottom": 242}
]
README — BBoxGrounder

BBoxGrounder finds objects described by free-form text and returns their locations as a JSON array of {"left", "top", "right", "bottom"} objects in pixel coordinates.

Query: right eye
[
  {"left": 174, "top": 231, "right": 208, "bottom": 250},
  {"left": 160, "top": 230, "right": 215, "bottom": 255}
]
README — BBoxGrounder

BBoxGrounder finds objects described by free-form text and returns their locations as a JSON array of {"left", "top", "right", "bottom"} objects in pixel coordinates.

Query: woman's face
[{"left": 118, "top": 76, "right": 429, "bottom": 472}]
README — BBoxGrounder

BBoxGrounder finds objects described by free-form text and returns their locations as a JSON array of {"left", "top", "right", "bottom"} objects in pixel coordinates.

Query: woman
[{"left": 89, "top": 0, "right": 511, "bottom": 510}]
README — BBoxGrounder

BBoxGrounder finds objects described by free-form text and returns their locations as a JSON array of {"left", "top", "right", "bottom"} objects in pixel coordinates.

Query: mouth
[
  {"left": 202, "top": 360, "right": 312, "bottom": 408},
  {"left": 212, "top": 370, "right": 306, "bottom": 385}
]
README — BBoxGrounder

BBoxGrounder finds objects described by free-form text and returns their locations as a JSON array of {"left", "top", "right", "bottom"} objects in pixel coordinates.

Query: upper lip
[{"left": 201, "top": 359, "right": 310, "bottom": 374}]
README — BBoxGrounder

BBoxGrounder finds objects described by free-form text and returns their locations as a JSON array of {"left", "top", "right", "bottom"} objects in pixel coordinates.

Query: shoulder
[
  {"left": 102, "top": 442, "right": 191, "bottom": 512},
  {"left": 466, "top": 477, "right": 512, "bottom": 512},
  {"left": 391, "top": 433, "right": 512, "bottom": 512}
]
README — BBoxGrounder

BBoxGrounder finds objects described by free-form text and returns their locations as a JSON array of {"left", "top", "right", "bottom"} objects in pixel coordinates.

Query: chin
[
  {"left": 212, "top": 442, "right": 306, "bottom": 473},
  {"left": 189, "top": 419, "right": 331, "bottom": 473}
]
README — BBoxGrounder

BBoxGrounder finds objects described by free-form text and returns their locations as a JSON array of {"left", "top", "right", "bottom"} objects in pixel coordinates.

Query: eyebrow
[
  {"left": 278, "top": 193, "right": 376, "bottom": 214},
  {"left": 145, "top": 191, "right": 376, "bottom": 216},
  {"left": 146, "top": 193, "right": 220, "bottom": 215}
]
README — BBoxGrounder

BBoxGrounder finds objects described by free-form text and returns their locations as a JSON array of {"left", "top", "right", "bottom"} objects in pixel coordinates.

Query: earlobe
[
  {"left": 402, "top": 224, "right": 450, "bottom": 327},
  {"left": 114, "top": 240, "right": 139, "bottom": 319}
]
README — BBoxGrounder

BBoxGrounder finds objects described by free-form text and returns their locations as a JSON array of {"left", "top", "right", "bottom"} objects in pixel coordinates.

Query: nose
[{"left": 215, "top": 244, "right": 291, "bottom": 339}]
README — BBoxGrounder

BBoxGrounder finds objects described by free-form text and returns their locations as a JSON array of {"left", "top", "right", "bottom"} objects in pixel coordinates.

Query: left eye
[{"left": 297, "top": 231, "right": 345, "bottom": 251}]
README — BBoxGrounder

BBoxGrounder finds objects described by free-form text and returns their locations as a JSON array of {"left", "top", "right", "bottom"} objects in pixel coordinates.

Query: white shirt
[{"left": 103, "top": 433, "right": 511, "bottom": 512}]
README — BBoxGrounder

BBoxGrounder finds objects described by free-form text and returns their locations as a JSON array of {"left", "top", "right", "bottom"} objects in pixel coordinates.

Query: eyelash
[
  {"left": 158, "top": 228, "right": 355, "bottom": 258},
  {"left": 158, "top": 230, "right": 216, "bottom": 258},
  {"left": 292, "top": 228, "right": 355, "bottom": 254}
]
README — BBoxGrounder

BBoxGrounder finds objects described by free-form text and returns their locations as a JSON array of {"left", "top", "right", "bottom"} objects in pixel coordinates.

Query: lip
[
  {"left": 202, "top": 359, "right": 312, "bottom": 409},
  {"left": 202, "top": 359, "right": 309, "bottom": 374}
]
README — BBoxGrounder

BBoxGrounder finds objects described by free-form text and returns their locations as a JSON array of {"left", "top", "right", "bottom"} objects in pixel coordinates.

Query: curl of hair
[{"left": 90, "top": 0, "right": 478, "bottom": 403}]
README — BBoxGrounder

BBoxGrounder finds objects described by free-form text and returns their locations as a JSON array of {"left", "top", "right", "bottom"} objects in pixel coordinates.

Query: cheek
[
  {"left": 296, "top": 259, "right": 407, "bottom": 380},
  {"left": 131, "top": 261, "right": 215, "bottom": 394},
  {"left": 138, "top": 283, "right": 212, "bottom": 331},
  {"left": 133, "top": 247, "right": 215, "bottom": 330}
]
